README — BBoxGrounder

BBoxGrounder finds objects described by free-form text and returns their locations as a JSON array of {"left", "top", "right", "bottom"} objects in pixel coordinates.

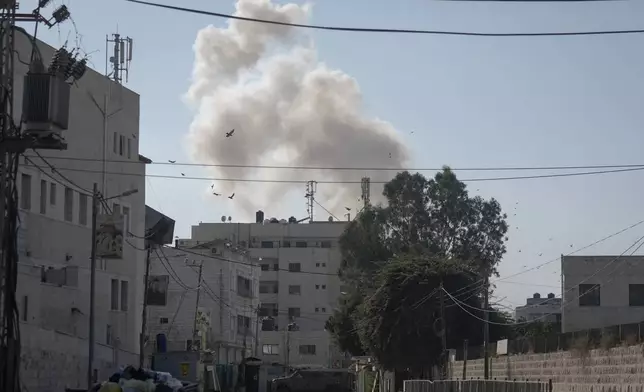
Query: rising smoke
[{"left": 186, "top": 0, "right": 410, "bottom": 219}]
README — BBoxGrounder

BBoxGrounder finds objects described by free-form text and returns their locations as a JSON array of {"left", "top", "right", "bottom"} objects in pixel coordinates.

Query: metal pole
[
  {"left": 483, "top": 275, "right": 490, "bottom": 380},
  {"left": 463, "top": 339, "right": 468, "bottom": 380},
  {"left": 139, "top": 244, "right": 152, "bottom": 368},
  {"left": 191, "top": 262, "right": 203, "bottom": 350},
  {"left": 88, "top": 183, "right": 98, "bottom": 389},
  {"left": 439, "top": 282, "right": 448, "bottom": 379},
  {"left": 254, "top": 306, "right": 260, "bottom": 356}
]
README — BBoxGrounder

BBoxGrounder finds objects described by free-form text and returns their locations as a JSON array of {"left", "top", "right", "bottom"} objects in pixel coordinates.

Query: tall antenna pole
[
  {"left": 360, "top": 177, "right": 370, "bottom": 208},
  {"left": 305, "top": 181, "right": 317, "bottom": 222},
  {"left": 107, "top": 33, "right": 133, "bottom": 84}
]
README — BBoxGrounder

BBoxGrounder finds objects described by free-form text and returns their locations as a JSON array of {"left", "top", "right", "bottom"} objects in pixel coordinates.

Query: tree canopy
[{"left": 327, "top": 168, "right": 511, "bottom": 370}]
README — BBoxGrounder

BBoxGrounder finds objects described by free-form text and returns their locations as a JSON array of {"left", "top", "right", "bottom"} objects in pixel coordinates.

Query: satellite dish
[
  {"left": 221, "top": 216, "right": 226, "bottom": 222},
  {"left": 228, "top": 216, "right": 232, "bottom": 222}
]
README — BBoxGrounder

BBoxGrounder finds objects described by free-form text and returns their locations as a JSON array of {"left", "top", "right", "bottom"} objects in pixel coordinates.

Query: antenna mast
[
  {"left": 107, "top": 33, "right": 133, "bottom": 84},
  {"left": 360, "top": 177, "right": 370, "bottom": 208},
  {"left": 305, "top": 181, "right": 317, "bottom": 222}
]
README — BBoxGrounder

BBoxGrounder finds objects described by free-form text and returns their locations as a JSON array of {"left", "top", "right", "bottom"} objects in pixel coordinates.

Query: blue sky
[{"left": 19, "top": 0, "right": 644, "bottom": 306}]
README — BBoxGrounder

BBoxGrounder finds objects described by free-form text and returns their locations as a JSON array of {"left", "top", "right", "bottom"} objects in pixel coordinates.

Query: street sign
[{"left": 96, "top": 211, "right": 124, "bottom": 259}]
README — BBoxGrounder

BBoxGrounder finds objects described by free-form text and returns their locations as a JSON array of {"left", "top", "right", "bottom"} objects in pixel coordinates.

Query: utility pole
[
  {"left": 254, "top": 306, "right": 260, "bottom": 356},
  {"left": 483, "top": 275, "right": 490, "bottom": 380},
  {"left": 139, "top": 244, "right": 152, "bottom": 368},
  {"left": 87, "top": 183, "right": 98, "bottom": 388},
  {"left": 191, "top": 262, "right": 203, "bottom": 350},
  {"left": 439, "top": 282, "right": 448, "bottom": 380},
  {"left": 462, "top": 339, "right": 468, "bottom": 379}
]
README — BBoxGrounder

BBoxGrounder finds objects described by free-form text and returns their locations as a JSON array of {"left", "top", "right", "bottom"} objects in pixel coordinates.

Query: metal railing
[{"left": 404, "top": 379, "right": 552, "bottom": 392}]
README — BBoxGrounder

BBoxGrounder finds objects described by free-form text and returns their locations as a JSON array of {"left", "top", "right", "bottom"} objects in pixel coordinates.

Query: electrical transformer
[{"left": 21, "top": 72, "right": 71, "bottom": 138}]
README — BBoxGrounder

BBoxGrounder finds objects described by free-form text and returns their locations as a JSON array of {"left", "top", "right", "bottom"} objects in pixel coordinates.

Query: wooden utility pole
[
  {"left": 139, "top": 245, "right": 152, "bottom": 368},
  {"left": 483, "top": 275, "right": 490, "bottom": 379}
]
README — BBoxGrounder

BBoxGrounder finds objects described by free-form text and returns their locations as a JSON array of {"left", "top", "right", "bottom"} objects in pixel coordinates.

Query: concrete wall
[
  {"left": 20, "top": 323, "right": 137, "bottom": 392},
  {"left": 452, "top": 344, "right": 644, "bottom": 392},
  {"left": 562, "top": 256, "right": 644, "bottom": 333},
  {"left": 188, "top": 221, "right": 348, "bottom": 366}
]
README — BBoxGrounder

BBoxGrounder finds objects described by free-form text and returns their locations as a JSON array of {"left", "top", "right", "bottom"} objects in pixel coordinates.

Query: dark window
[
  {"left": 289, "top": 285, "right": 301, "bottom": 295},
  {"left": 237, "top": 276, "right": 252, "bottom": 298},
  {"left": 282, "top": 241, "right": 291, "bottom": 248},
  {"left": 315, "top": 285, "right": 320, "bottom": 290},
  {"left": 288, "top": 263, "right": 301, "bottom": 272},
  {"left": 39, "top": 180, "right": 47, "bottom": 214},
  {"left": 160, "top": 317, "right": 169, "bottom": 324},
  {"left": 295, "top": 241, "right": 307, "bottom": 248},
  {"left": 321, "top": 285, "right": 326, "bottom": 289},
  {"left": 259, "top": 281, "right": 278, "bottom": 294},
  {"left": 261, "top": 264, "right": 269, "bottom": 271},
  {"left": 579, "top": 284, "right": 600, "bottom": 307},
  {"left": 261, "top": 241, "right": 274, "bottom": 249},
  {"left": 49, "top": 183, "right": 56, "bottom": 205},
  {"left": 110, "top": 279, "right": 119, "bottom": 310},
  {"left": 315, "top": 263, "right": 320, "bottom": 267},
  {"left": 273, "top": 263, "right": 279, "bottom": 271},
  {"left": 629, "top": 284, "right": 644, "bottom": 306},
  {"left": 321, "top": 307, "right": 326, "bottom": 312},
  {"left": 321, "top": 241, "right": 332, "bottom": 248},
  {"left": 299, "top": 345, "right": 316, "bottom": 355},
  {"left": 288, "top": 307, "right": 300, "bottom": 318},
  {"left": 237, "top": 315, "right": 251, "bottom": 334},
  {"left": 20, "top": 174, "right": 31, "bottom": 210},
  {"left": 260, "top": 303, "right": 278, "bottom": 317},
  {"left": 22, "top": 296, "right": 28, "bottom": 322}
]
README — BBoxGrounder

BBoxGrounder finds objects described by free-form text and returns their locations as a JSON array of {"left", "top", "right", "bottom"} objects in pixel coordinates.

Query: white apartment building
[
  {"left": 514, "top": 293, "right": 561, "bottom": 324},
  {"left": 13, "top": 32, "right": 147, "bottom": 390},
  {"left": 562, "top": 255, "right": 644, "bottom": 333},
  {"left": 146, "top": 241, "right": 260, "bottom": 364},
  {"left": 188, "top": 214, "right": 348, "bottom": 367}
]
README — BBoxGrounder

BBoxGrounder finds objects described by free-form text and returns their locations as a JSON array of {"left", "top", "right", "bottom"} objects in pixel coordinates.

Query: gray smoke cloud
[{"left": 186, "top": 0, "right": 410, "bottom": 219}]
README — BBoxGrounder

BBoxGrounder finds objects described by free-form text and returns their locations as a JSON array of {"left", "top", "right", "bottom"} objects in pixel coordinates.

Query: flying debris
[
  {"left": 344, "top": 207, "right": 351, "bottom": 211},
  {"left": 168, "top": 160, "right": 176, "bottom": 163},
  {"left": 228, "top": 193, "right": 235, "bottom": 200},
  {"left": 225, "top": 129, "right": 235, "bottom": 138},
  {"left": 211, "top": 184, "right": 214, "bottom": 189},
  {"left": 181, "top": 173, "right": 185, "bottom": 176},
  {"left": 213, "top": 192, "right": 221, "bottom": 196}
]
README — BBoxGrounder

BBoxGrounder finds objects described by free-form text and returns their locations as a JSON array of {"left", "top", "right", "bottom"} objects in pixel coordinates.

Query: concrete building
[
  {"left": 145, "top": 241, "right": 260, "bottom": 364},
  {"left": 562, "top": 255, "right": 644, "bottom": 333},
  {"left": 514, "top": 293, "right": 561, "bottom": 323},
  {"left": 186, "top": 214, "right": 348, "bottom": 367},
  {"left": 13, "top": 32, "right": 147, "bottom": 390}
]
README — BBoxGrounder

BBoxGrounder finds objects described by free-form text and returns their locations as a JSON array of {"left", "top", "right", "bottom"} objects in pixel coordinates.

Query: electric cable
[
  {"left": 313, "top": 199, "right": 340, "bottom": 221},
  {"left": 126, "top": 0, "right": 644, "bottom": 38},
  {"left": 26, "top": 154, "right": 644, "bottom": 173},
  {"left": 26, "top": 151, "right": 92, "bottom": 194}
]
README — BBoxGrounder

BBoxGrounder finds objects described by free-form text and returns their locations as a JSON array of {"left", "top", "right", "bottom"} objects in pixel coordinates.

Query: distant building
[
  {"left": 515, "top": 293, "right": 561, "bottom": 324},
  {"left": 562, "top": 255, "right": 644, "bottom": 333},
  {"left": 187, "top": 213, "right": 348, "bottom": 367}
]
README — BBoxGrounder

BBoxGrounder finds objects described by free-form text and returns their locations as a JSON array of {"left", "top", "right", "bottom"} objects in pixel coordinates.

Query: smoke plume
[{"left": 186, "top": 0, "right": 410, "bottom": 219}]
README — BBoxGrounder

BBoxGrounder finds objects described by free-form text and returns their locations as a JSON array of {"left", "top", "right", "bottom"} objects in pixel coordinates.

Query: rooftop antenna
[
  {"left": 360, "top": 177, "right": 371, "bottom": 208},
  {"left": 305, "top": 180, "right": 317, "bottom": 222},
  {"left": 107, "top": 33, "right": 133, "bottom": 84}
]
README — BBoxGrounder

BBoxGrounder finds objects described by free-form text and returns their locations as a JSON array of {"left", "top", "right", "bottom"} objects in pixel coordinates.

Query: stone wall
[
  {"left": 451, "top": 344, "right": 644, "bottom": 392},
  {"left": 20, "top": 323, "right": 137, "bottom": 392}
]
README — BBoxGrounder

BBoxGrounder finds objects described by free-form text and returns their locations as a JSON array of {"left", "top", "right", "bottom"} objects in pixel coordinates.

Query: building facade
[
  {"left": 562, "top": 255, "right": 644, "bottom": 333},
  {"left": 514, "top": 293, "right": 561, "bottom": 323},
  {"left": 187, "top": 215, "right": 348, "bottom": 367},
  {"left": 13, "top": 32, "right": 147, "bottom": 390},
  {"left": 145, "top": 241, "right": 260, "bottom": 364}
]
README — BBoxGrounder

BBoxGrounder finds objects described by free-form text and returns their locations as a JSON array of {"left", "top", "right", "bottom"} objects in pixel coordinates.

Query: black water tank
[
  {"left": 533, "top": 293, "right": 541, "bottom": 299},
  {"left": 288, "top": 216, "right": 297, "bottom": 223},
  {"left": 256, "top": 210, "right": 264, "bottom": 223},
  {"left": 547, "top": 293, "right": 555, "bottom": 299}
]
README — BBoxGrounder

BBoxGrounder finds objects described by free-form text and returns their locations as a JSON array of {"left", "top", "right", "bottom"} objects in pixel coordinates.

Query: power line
[
  {"left": 125, "top": 0, "right": 644, "bottom": 37},
  {"left": 26, "top": 154, "right": 644, "bottom": 172},
  {"left": 21, "top": 161, "right": 644, "bottom": 184}
]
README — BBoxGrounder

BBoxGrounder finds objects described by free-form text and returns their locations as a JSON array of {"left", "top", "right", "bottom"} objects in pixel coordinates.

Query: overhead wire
[{"left": 126, "top": 0, "right": 644, "bottom": 37}]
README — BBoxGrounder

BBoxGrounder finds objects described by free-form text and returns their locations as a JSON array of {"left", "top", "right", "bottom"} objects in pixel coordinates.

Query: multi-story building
[
  {"left": 562, "top": 255, "right": 644, "bottom": 333},
  {"left": 187, "top": 213, "right": 348, "bottom": 367},
  {"left": 13, "top": 32, "right": 147, "bottom": 390},
  {"left": 145, "top": 240, "right": 260, "bottom": 364},
  {"left": 514, "top": 293, "right": 561, "bottom": 324}
]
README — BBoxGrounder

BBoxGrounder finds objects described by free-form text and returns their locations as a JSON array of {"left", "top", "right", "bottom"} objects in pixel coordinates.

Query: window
[
  {"left": 322, "top": 263, "right": 326, "bottom": 267},
  {"left": 110, "top": 279, "right": 119, "bottom": 310},
  {"left": 259, "top": 281, "right": 278, "bottom": 294},
  {"left": 321, "top": 241, "right": 332, "bottom": 248},
  {"left": 123, "top": 206, "right": 130, "bottom": 236},
  {"left": 259, "top": 303, "right": 278, "bottom": 317},
  {"left": 262, "top": 344, "right": 279, "bottom": 355},
  {"left": 260, "top": 264, "right": 269, "bottom": 271},
  {"left": 321, "top": 307, "right": 326, "bottom": 312},
  {"left": 127, "top": 138, "right": 132, "bottom": 159},
  {"left": 282, "top": 240, "right": 291, "bottom": 248},
  {"left": 579, "top": 284, "right": 601, "bottom": 307},
  {"left": 288, "top": 263, "right": 301, "bottom": 272},
  {"left": 629, "top": 284, "right": 644, "bottom": 306},
  {"left": 79, "top": 194, "right": 88, "bottom": 225},
  {"left": 321, "top": 285, "right": 326, "bottom": 290},
  {"left": 289, "top": 285, "right": 301, "bottom": 295},
  {"left": 315, "top": 285, "right": 320, "bottom": 290},
  {"left": 120, "top": 281, "right": 129, "bottom": 311},
  {"left": 64, "top": 187, "right": 73, "bottom": 222},
  {"left": 299, "top": 345, "right": 316, "bottom": 355},
  {"left": 113, "top": 132, "right": 118, "bottom": 153},
  {"left": 39, "top": 180, "right": 47, "bottom": 214},
  {"left": 20, "top": 174, "right": 31, "bottom": 210},
  {"left": 237, "top": 315, "right": 251, "bottom": 334},
  {"left": 295, "top": 241, "right": 307, "bottom": 248},
  {"left": 106, "top": 325, "right": 112, "bottom": 345},
  {"left": 315, "top": 307, "right": 319, "bottom": 312},
  {"left": 261, "top": 241, "right": 274, "bottom": 249},
  {"left": 22, "top": 296, "right": 28, "bottom": 322},
  {"left": 273, "top": 263, "right": 279, "bottom": 271},
  {"left": 50, "top": 183, "right": 56, "bottom": 205},
  {"left": 315, "top": 263, "right": 320, "bottom": 267},
  {"left": 119, "top": 135, "right": 125, "bottom": 156},
  {"left": 237, "top": 276, "right": 252, "bottom": 298},
  {"left": 288, "top": 307, "right": 300, "bottom": 318},
  {"left": 160, "top": 317, "right": 169, "bottom": 324}
]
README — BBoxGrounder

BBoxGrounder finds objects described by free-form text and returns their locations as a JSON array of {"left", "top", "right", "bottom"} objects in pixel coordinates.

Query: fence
[
  {"left": 404, "top": 380, "right": 552, "bottom": 392},
  {"left": 453, "top": 320, "right": 644, "bottom": 361}
]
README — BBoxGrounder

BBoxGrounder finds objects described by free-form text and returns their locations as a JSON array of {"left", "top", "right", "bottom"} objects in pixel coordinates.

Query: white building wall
[
  {"left": 146, "top": 244, "right": 260, "bottom": 364},
  {"left": 189, "top": 220, "right": 348, "bottom": 367},
  {"left": 13, "top": 31, "right": 146, "bottom": 388},
  {"left": 562, "top": 255, "right": 644, "bottom": 333},
  {"left": 515, "top": 294, "right": 561, "bottom": 323}
]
